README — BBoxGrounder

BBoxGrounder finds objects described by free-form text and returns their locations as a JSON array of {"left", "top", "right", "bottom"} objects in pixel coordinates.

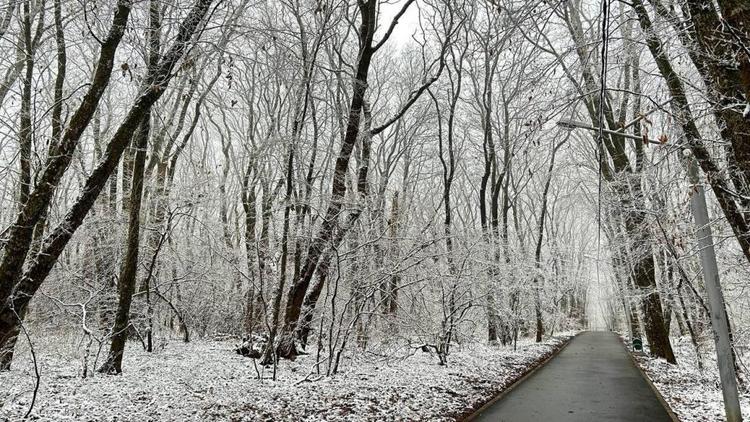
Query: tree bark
[
  {"left": 563, "top": 1, "right": 675, "bottom": 362},
  {"left": 680, "top": 0, "right": 750, "bottom": 199},
  {"left": 634, "top": 0, "right": 750, "bottom": 265},
  {"left": 715, "top": 0, "right": 750, "bottom": 110},
  {"left": 279, "top": 0, "right": 379, "bottom": 349},
  {"left": 99, "top": 114, "right": 150, "bottom": 374},
  {"left": 533, "top": 138, "right": 567, "bottom": 342},
  {"left": 1, "top": 0, "right": 125, "bottom": 371},
  {"left": 0, "top": 3, "right": 133, "bottom": 348},
  {"left": 100, "top": 0, "right": 161, "bottom": 372},
  {"left": 0, "top": 0, "right": 213, "bottom": 370}
]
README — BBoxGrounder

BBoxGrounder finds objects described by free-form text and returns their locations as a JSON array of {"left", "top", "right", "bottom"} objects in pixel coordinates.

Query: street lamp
[
  {"left": 556, "top": 118, "right": 661, "bottom": 144},
  {"left": 558, "top": 118, "right": 742, "bottom": 422}
]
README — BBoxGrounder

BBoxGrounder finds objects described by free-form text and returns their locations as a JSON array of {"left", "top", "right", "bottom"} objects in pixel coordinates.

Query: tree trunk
[
  {"left": 242, "top": 162, "right": 259, "bottom": 333},
  {"left": 533, "top": 138, "right": 567, "bottom": 342},
  {"left": 634, "top": 0, "right": 750, "bottom": 265},
  {"left": 385, "top": 191, "right": 401, "bottom": 316},
  {"left": 100, "top": 0, "right": 163, "bottom": 371},
  {"left": 562, "top": 1, "right": 675, "bottom": 362},
  {"left": 280, "top": 3, "right": 378, "bottom": 339},
  {"left": 0, "top": 0, "right": 213, "bottom": 370},
  {"left": 99, "top": 115, "right": 150, "bottom": 374},
  {"left": 0, "top": 6, "right": 133, "bottom": 360},
  {"left": 261, "top": 140, "right": 296, "bottom": 364}
]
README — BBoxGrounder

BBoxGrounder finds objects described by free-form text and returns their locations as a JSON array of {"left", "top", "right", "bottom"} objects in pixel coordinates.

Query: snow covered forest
[{"left": 0, "top": 0, "right": 749, "bottom": 420}]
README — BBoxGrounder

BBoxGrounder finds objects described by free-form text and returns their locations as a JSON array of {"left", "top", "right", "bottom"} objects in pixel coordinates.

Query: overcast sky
[{"left": 377, "top": 0, "right": 422, "bottom": 48}]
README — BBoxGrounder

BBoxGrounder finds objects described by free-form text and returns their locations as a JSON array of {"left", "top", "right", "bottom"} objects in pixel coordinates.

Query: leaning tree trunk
[
  {"left": 0, "top": 0, "right": 213, "bottom": 371},
  {"left": 279, "top": 0, "right": 443, "bottom": 359},
  {"left": 0, "top": 1, "right": 132, "bottom": 312},
  {"left": 278, "top": 0, "right": 379, "bottom": 358},
  {"left": 633, "top": 0, "right": 750, "bottom": 265},
  {"left": 668, "top": 0, "right": 750, "bottom": 202},
  {"left": 0, "top": 1, "right": 130, "bottom": 371}
]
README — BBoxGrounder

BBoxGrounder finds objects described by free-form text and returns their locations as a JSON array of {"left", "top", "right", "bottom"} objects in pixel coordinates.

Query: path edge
[
  {"left": 462, "top": 331, "right": 582, "bottom": 421},
  {"left": 618, "top": 335, "right": 681, "bottom": 422}
]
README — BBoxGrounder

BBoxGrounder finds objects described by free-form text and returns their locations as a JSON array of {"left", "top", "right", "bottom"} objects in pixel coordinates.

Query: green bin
[{"left": 632, "top": 337, "right": 643, "bottom": 351}]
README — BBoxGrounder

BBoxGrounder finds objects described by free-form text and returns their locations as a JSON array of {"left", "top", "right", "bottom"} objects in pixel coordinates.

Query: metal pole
[{"left": 685, "top": 152, "right": 742, "bottom": 422}]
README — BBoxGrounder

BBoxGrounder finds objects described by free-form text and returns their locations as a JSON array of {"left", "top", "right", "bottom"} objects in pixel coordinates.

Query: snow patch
[{"left": 632, "top": 336, "right": 750, "bottom": 422}]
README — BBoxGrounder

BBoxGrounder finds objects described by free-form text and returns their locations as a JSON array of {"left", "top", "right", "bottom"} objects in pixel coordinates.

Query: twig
[{"left": 13, "top": 309, "right": 39, "bottom": 418}]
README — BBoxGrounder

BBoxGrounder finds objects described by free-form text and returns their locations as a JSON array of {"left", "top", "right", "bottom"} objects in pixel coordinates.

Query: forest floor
[
  {"left": 0, "top": 331, "right": 574, "bottom": 421},
  {"left": 631, "top": 335, "right": 750, "bottom": 422}
]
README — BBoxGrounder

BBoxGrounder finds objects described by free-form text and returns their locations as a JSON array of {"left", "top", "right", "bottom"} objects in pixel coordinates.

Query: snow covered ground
[
  {"left": 632, "top": 336, "right": 750, "bottom": 422},
  {"left": 0, "top": 333, "right": 574, "bottom": 421}
]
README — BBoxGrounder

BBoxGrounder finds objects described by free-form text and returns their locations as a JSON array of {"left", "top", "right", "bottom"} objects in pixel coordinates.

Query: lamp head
[{"left": 557, "top": 118, "right": 579, "bottom": 130}]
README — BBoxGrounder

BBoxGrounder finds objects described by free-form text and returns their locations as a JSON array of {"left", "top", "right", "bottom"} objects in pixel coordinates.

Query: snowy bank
[{"left": 629, "top": 336, "right": 750, "bottom": 422}]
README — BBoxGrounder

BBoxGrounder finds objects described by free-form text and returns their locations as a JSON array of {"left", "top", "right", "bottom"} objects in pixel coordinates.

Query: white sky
[{"left": 377, "top": 0, "right": 422, "bottom": 48}]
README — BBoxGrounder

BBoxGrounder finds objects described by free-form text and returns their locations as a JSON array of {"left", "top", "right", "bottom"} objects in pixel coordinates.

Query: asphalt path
[{"left": 471, "top": 331, "right": 673, "bottom": 421}]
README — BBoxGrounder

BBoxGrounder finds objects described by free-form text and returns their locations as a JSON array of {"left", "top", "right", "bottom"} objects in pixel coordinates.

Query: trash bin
[{"left": 632, "top": 337, "right": 643, "bottom": 352}]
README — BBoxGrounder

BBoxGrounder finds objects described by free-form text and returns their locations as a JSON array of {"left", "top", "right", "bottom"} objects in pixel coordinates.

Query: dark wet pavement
[{"left": 472, "top": 331, "right": 672, "bottom": 421}]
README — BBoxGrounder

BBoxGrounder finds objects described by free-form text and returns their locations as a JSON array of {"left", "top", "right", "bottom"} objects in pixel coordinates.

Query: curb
[
  {"left": 618, "top": 335, "right": 681, "bottom": 422},
  {"left": 462, "top": 331, "right": 582, "bottom": 421}
]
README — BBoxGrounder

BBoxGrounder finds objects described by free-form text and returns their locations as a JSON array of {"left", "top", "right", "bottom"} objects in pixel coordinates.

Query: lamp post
[
  {"left": 682, "top": 151, "right": 742, "bottom": 422},
  {"left": 557, "top": 118, "right": 742, "bottom": 422}
]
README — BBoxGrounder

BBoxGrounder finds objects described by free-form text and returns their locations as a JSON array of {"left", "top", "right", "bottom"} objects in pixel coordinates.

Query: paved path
[{"left": 472, "top": 331, "right": 672, "bottom": 421}]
